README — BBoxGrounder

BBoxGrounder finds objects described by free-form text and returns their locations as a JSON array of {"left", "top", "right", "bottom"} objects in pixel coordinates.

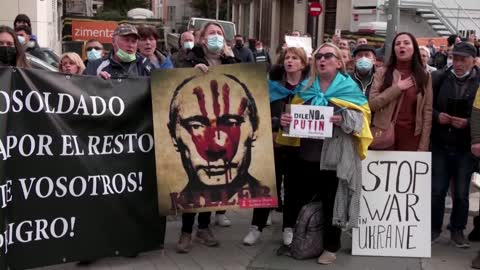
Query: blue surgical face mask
[
  {"left": 87, "top": 49, "right": 102, "bottom": 61},
  {"left": 207, "top": 35, "right": 224, "bottom": 53},
  {"left": 183, "top": 41, "right": 194, "bottom": 50},
  {"left": 451, "top": 68, "right": 470, "bottom": 79},
  {"left": 355, "top": 57, "right": 373, "bottom": 72},
  {"left": 17, "top": 36, "right": 26, "bottom": 45}
]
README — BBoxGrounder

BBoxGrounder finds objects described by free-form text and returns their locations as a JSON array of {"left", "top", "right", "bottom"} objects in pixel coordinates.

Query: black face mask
[
  {"left": 235, "top": 40, "right": 243, "bottom": 48},
  {"left": 0, "top": 46, "right": 17, "bottom": 65}
]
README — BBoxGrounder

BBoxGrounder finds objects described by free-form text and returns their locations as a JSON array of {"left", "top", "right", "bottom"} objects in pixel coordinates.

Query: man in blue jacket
[{"left": 84, "top": 24, "right": 153, "bottom": 78}]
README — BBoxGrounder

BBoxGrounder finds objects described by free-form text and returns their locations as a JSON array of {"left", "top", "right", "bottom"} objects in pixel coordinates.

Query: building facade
[
  {"left": 152, "top": 0, "right": 193, "bottom": 32},
  {"left": 0, "top": 0, "right": 62, "bottom": 54},
  {"left": 232, "top": 0, "right": 326, "bottom": 61}
]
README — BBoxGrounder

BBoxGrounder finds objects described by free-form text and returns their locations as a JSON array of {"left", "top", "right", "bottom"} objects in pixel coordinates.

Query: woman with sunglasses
[
  {"left": 84, "top": 39, "right": 104, "bottom": 66},
  {"left": 279, "top": 43, "right": 372, "bottom": 264},
  {"left": 369, "top": 32, "right": 432, "bottom": 151},
  {"left": 243, "top": 47, "right": 309, "bottom": 246}
]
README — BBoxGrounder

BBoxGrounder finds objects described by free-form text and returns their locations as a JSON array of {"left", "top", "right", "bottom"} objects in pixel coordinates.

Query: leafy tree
[{"left": 190, "top": 0, "right": 227, "bottom": 20}]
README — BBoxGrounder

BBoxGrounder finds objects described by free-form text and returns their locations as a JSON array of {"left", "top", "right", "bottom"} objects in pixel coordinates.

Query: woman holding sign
[
  {"left": 368, "top": 32, "right": 432, "bottom": 151},
  {"left": 175, "top": 21, "right": 238, "bottom": 254},
  {"left": 243, "top": 47, "right": 309, "bottom": 246},
  {"left": 280, "top": 43, "right": 372, "bottom": 264}
]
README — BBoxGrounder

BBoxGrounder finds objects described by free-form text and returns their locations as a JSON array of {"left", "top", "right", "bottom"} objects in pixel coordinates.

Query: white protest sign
[
  {"left": 352, "top": 151, "right": 431, "bottom": 258},
  {"left": 285, "top": 36, "right": 313, "bottom": 57},
  {"left": 284, "top": 104, "right": 333, "bottom": 139}
]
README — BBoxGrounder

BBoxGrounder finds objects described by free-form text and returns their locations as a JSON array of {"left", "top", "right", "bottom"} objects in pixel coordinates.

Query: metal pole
[
  {"left": 384, "top": 0, "right": 400, "bottom": 62},
  {"left": 456, "top": 5, "right": 460, "bottom": 35},
  {"left": 216, "top": 0, "right": 220, "bottom": 20},
  {"left": 227, "top": 0, "right": 231, "bottom": 21}
]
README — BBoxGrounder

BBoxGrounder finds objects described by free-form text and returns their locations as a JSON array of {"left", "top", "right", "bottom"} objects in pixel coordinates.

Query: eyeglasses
[
  {"left": 314, "top": 52, "right": 338, "bottom": 60},
  {"left": 86, "top": 47, "right": 102, "bottom": 51}
]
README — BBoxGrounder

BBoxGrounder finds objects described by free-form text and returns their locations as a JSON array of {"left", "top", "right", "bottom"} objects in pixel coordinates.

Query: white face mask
[
  {"left": 450, "top": 68, "right": 471, "bottom": 79},
  {"left": 183, "top": 41, "right": 194, "bottom": 50}
]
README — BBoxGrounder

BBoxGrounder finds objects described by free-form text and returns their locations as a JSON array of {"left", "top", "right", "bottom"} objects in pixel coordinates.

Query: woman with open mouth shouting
[{"left": 369, "top": 32, "right": 432, "bottom": 151}]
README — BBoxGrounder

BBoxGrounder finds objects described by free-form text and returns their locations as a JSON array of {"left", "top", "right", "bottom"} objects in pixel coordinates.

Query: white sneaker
[
  {"left": 266, "top": 212, "right": 272, "bottom": 226},
  {"left": 215, "top": 214, "right": 231, "bottom": 227},
  {"left": 243, "top": 226, "right": 261, "bottom": 245},
  {"left": 283, "top": 228, "right": 293, "bottom": 246}
]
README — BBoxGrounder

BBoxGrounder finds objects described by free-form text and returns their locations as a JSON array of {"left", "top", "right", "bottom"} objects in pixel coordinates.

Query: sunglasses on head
[
  {"left": 86, "top": 47, "right": 102, "bottom": 51},
  {"left": 314, "top": 52, "right": 338, "bottom": 60}
]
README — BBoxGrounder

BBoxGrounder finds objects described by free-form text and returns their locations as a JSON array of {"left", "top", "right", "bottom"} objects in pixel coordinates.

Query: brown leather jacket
[{"left": 368, "top": 68, "right": 433, "bottom": 151}]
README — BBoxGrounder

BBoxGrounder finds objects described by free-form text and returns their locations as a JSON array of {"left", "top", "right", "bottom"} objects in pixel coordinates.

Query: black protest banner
[
  {"left": 0, "top": 67, "right": 162, "bottom": 269},
  {"left": 352, "top": 151, "right": 431, "bottom": 258}
]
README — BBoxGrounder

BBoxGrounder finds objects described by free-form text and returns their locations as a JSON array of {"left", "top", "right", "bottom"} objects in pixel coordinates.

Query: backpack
[{"left": 289, "top": 201, "right": 325, "bottom": 259}]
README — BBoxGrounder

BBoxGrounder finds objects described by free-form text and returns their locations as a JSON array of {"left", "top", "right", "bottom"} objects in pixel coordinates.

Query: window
[{"left": 167, "top": 6, "right": 176, "bottom": 23}]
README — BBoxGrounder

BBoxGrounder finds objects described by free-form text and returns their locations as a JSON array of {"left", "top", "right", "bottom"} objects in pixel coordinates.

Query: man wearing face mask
[
  {"left": 232, "top": 34, "right": 253, "bottom": 63},
  {"left": 84, "top": 24, "right": 152, "bottom": 79},
  {"left": 253, "top": 40, "right": 271, "bottom": 70},
  {"left": 14, "top": 25, "right": 48, "bottom": 62},
  {"left": 349, "top": 45, "right": 376, "bottom": 98},
  {"left": 171, "top": 31, "right": 195, "bottom": 68},
  {"left": 430, "top": 42, "right": 480, "bottom": 247},
  {"left": 84, "top": 39, "right": 104, "bottom": 66}
]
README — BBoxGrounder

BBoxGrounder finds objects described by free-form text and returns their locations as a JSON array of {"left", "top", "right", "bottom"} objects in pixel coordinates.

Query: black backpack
[{"left": 289, "top": 201, "right": 325, "bottom": 259}]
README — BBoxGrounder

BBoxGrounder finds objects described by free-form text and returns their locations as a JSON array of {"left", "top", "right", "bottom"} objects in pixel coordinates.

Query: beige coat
[{"left": 368, "top": 68, "right": 433, "bottom": 151}]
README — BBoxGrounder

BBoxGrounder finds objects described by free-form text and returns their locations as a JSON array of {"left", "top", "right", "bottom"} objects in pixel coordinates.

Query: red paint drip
[
  {"left": 193, "top": 87, "right": 208, "bottom": 117},
  {"left": 238, "top": 97, "right": 248, "bottom": 115},
  {"left": 187, "top": 82, "right": 241, "bottom": 182},
  {"left": 222, "top": 83, "right": 230, "bottom": 114},
  {"left": 211, "top": 80, "right": 221, "bottom": 117}
]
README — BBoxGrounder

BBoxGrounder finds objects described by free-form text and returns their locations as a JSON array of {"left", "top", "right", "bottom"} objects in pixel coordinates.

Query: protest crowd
[{"left": 2, "top": 12, "right": 480, "bottom": 269}]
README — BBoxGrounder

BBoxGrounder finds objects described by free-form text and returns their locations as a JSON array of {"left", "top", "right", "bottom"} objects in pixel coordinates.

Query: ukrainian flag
[{"left": 278, "top": 72, "right": 372, "bottom": 160}]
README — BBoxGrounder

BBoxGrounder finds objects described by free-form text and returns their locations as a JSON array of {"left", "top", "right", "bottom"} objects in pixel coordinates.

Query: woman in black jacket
[
  {"left": 243, "top": 47, "right": 309, "bottom": 246},
  {"left": 176, "top": 21, "right": 238, "bottom": 254}
]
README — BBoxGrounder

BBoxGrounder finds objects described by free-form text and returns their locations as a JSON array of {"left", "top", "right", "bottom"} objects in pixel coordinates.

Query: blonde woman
[
  {"left": 59, "top": 52, "right": 85, "bottom": 75},
  {"left": 419, "top": 46, "right": 437, "bottom": 73},
  {"left": 280, "top": 43, "right": 371, "bottom": 264}
]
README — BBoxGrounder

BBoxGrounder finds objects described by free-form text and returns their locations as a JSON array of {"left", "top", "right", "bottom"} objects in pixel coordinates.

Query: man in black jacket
[
  {"left": 253, "top": 40, "right": 271, "bottom": 70},
  {"left": 431, "top": 42, "right": 480, "bottom": 248},
  {"left": 232, "top": 34, "right": 253, "bottom": 63},
  {"left": 349, "top": 45, "right": 376, "bottom": 98}
]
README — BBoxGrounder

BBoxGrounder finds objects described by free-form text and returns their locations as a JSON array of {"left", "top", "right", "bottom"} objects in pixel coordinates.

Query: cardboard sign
[
  {"left": 283, "top": 104, "right": 333, "bottom": 139},
  {"left": 285, "top": 35, "right": 313, "bottom": 57},
  {"left": 352, "top": 151, "right": 431, "bottom": 258}
]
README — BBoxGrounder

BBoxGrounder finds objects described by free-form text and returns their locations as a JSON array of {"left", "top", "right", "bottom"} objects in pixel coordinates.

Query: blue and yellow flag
[{"left": 277, "top": 73, "right": 372, "bottom": 160}]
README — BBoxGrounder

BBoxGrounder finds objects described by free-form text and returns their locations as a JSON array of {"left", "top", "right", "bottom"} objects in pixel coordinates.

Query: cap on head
[
  {"left": 353, "top": 45, "right": 377, "bottom": 57},
  {"left": 113, "top": 24, "right": 140, "bottom": 38},
  {"left": 452, "top": 42, "right": 476, "bottom": 58}
]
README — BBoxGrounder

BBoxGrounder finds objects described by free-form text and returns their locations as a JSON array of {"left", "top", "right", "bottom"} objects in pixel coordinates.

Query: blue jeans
[{"left": 431, "top": 143, "right": 476, "bottom": 233}]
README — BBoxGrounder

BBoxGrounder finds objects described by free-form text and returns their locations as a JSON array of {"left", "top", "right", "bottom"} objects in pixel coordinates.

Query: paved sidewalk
[{"left": 32, "top": 209, "right": 480, "bottom": 270}]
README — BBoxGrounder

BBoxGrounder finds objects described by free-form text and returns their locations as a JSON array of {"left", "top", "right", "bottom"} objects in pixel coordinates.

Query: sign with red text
[
  {"left": 284, "top": 104, "right": 333, "bottom": 139},
  {"left": 352, "top": 151, "right": 431, "bottom": 258}
]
